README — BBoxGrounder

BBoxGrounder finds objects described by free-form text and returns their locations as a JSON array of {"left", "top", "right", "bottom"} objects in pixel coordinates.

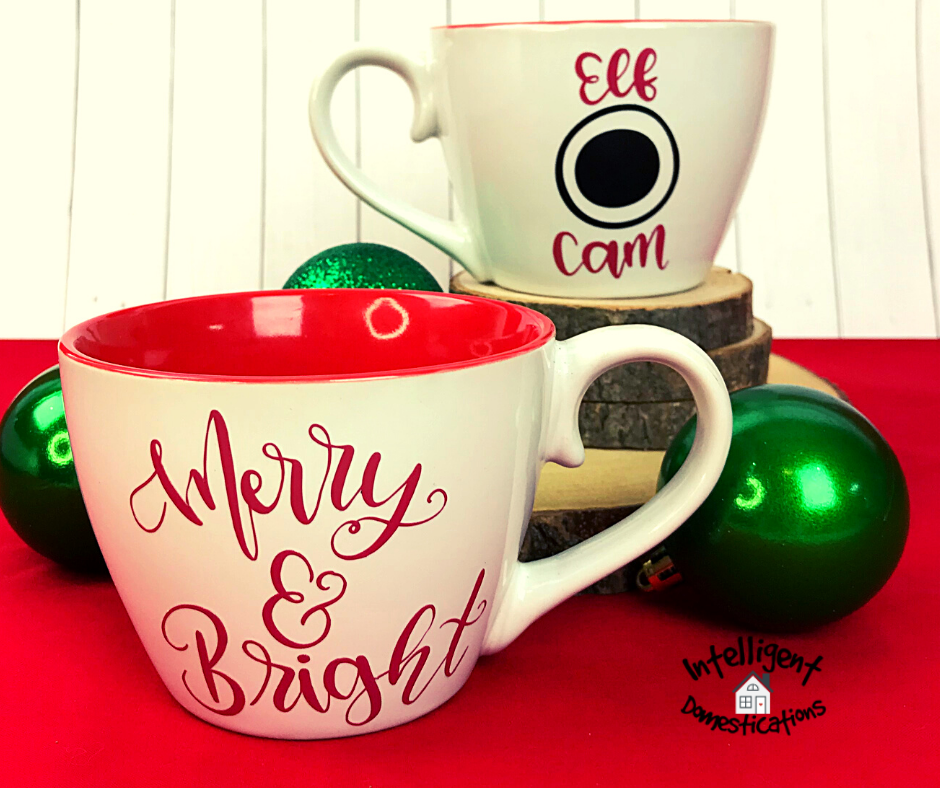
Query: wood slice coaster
[
  {"left": 585, "top": 317, "right": 771, "bottom": 404},
  {"left": 580, "top": 319, "right": 771, "bottom": 449},
  {"left": 521, "top": 355, "right": 845, "bottom": 593},
  {"left": 450, "top": 267, "right": 753, "bottom": 350}
]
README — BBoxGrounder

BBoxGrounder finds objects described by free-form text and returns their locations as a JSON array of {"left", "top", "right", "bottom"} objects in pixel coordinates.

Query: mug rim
[
  {"left": 58, "top": 289, "right": 556, "bottom": 384},
  {"left": 433, "top": 19, "right": 773, "bottom": 30}
]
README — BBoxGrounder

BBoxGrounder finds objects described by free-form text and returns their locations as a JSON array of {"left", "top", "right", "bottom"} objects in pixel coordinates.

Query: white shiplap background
[{"left": 2, "top": 0, "right": 940, "bottom": 339}]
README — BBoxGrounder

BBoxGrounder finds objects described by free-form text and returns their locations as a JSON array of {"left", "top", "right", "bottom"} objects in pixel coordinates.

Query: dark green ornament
[
  {"left": 283, "top": 243, "right": 443, "bottom": 292},
  {"left": 0, "top": 366, "right": 105, "bottom": 573},
  {"left": 653, "top": 385, "right": 908, "bottom": 630}
]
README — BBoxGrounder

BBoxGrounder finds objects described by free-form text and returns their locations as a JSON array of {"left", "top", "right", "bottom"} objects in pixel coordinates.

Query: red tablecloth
[{"left": 2, "top": 339, "right": 938, "bottom": 787}]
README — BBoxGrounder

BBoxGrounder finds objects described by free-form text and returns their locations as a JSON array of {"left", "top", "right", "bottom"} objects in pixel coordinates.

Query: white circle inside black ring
[{"left": 555, "top": 105, "right": 680, "bottom": 230}]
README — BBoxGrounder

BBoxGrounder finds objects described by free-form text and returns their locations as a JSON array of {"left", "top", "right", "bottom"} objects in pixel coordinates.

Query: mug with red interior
[
  {"left": 59, "top": 289, "right": 731, "bottom": 738},
  {"left": 311, "top": 20, "right": 774, "bottom": 298}
]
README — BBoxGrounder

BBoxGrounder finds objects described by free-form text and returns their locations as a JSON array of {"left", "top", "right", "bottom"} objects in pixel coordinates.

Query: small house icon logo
[{"left": 734, "top": 671, "right": 772, "bottom": 715}]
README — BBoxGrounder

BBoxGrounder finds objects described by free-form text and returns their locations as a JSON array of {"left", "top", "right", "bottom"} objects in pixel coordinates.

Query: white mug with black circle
[{"left": 311, "top": 20, "right": 774, "bottom": 298}]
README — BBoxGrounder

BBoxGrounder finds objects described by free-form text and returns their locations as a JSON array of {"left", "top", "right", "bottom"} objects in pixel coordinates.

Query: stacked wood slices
[{"left": 452, "top": 268, "right": 842, "bottom": 594}]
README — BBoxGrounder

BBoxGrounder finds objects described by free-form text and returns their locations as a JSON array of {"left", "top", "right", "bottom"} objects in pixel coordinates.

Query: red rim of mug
[
  {"left": 58, "top": 289, "right": 557, "bottom": 384},
  {"left": 434, "top": 20, "right": 768, "bottom": 29}
]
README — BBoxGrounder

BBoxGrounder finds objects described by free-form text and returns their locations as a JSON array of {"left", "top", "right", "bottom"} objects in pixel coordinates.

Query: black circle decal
[
  {"left": 574, "top": 129, "right": 660, "bottom": 208},
  {"left": 555, "top": 105, "right": 679, "bottom": 229}
]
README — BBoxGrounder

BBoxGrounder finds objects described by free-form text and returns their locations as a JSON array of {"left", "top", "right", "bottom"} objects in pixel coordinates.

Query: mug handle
[
  {"left": 482, "top": 325, "right": 733, "bottom": 654},
  {"left": 309, "top": 46, "right": 490, "bottom": 282}
]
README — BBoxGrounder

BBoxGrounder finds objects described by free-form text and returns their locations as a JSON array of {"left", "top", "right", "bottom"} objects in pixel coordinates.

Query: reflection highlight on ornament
[
  {"left": 32, "top": 392, "right": 65, "bottom": 432},
  {"left": 364, "top": 297, "right": 410, "bottom": 340},
  {"left": 734, "top": 475, "right": 765, "bottom": 512},
  {"left": 47, "top": 431, "right": 72, "bottom": 467},
  {"left": 797, "top": 462, "right": 838, "bottom": 512}
]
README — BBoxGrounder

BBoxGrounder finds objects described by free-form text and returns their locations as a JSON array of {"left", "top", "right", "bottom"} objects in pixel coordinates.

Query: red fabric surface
[{"left": 1, "top": 338, "right": 938, "bottom": 787}]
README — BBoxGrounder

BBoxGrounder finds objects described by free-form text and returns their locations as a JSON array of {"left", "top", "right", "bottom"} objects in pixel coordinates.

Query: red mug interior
[{"left": 59, "top": 289, "right": 555, "bottom": 382}]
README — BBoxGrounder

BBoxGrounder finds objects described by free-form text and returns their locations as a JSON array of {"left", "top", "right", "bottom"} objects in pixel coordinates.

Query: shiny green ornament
[
  {"left": 283, "top": 243, "right": 443, "bottom": 292},
  {"left": 651, "top": 385, "right": 908, "bottom": 630},
  {"left": 0, "top": 366, "right": 104, "bottom": 573}
]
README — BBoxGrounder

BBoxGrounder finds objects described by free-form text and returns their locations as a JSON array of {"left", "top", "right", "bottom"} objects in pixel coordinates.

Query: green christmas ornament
[
  {"left": 0, "top": 366, "right": 104, "bottom": 573},
  {"left": 641, "top": 385, "right": 908, "bottom": 630},
  {"left": 283, "top": 243, "right": 443, "bottom": 292}
]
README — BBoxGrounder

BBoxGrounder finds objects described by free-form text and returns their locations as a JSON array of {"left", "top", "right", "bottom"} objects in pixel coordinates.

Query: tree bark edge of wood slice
[
  {"left": 585, "top": 318, "right": 772, "bottom": 403},
  {"left": 579, "top": 320, "right": 771, "bottom": 449},
  {"left": 450, "top": 267, "right": 753, "bottom": 350}
]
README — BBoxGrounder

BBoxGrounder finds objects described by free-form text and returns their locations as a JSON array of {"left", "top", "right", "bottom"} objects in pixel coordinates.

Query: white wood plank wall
[{"left": 1, "top": 0, "right": 939, "bottom": 338}]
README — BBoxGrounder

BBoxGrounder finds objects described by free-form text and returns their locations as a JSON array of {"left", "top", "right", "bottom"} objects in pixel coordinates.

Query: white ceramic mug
[
  {"left": 59, "top": 289, "right": 731, "bottom": 739},
  {"left": 311, "top": 20, "right": 773, "bottom": 298}
]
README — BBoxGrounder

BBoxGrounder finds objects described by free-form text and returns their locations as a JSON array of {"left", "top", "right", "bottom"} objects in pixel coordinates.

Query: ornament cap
[{"left": 636, "top": 545, "right": 683, "bottom": 592}]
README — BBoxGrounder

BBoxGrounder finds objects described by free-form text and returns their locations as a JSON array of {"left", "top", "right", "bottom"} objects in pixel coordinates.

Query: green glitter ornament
[
  {"left": 640, "top": 385, "right": 908, "bottom": 630},
  {"left": 283, "top": 243, "right": 443, "bottom": 292},
  {"left": 0, "top": 366, "right": 104, "bottom": 573}
]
